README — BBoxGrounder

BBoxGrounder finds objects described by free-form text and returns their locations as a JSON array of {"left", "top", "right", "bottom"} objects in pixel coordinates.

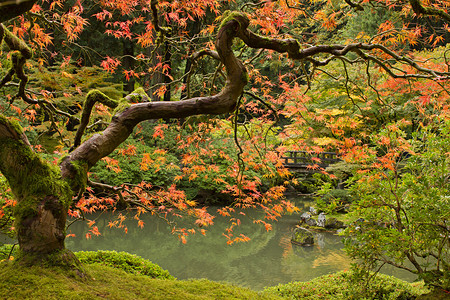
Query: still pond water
[{"left": 1, "top": 196, "right": 416, "bottom": 291}]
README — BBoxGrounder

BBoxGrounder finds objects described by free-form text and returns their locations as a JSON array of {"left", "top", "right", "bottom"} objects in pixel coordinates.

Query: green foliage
[
  {"left": 0, "top": 244, "right": 17, "bottom": 261},
  {"left": 75, "top": 250, "right": 174, "bottom": 280},
  {"left": 343, "top": 120, "right": 450, "bottom": 290},
  {"left": 310, "top": 170, "right": 353, "bottom": 214},
  {"left": 0, "top": 247, "right": 429, "bottom": 300},
  {"left": 325, "top": 161, "right": 361, "bottom": 182},
  {"left": 0, "top": 175, "right": 14, "bottom": 236},
  {"left": 338, "top": 6, "right": 398, "bottom": 41},
  {"left": 0, "top": 60, "right": 124, "bottom": 153},
  {"left": 315, "top": 188, "right": 352, "bottom": 214},
  {"left": 264, "top": 271, "right": 428, "bottom": 300},
  {"left": 0, "top": 246, "right": 173, "bottom": 280},
  {"left": 29, "top": 63, "right": 123, "bottom": 104},
  {"left": 288, "top": 174, "right": 318, "bottom": 194},
  {"left": 280, "top": 45, "right": 450, "bottom": 292}
]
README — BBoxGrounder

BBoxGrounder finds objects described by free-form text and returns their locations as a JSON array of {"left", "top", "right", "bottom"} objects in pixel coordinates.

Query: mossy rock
[
  {"left": 324, "top": 217, "right": 345, "bottom": 229},
  {"left": 291, "top": 227, "right": 314, "bottom": 246}
]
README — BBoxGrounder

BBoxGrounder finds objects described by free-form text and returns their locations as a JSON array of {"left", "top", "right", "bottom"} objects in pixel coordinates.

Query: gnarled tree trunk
[{"left": 0, "top": 117, "right": 78, "bottom": 267}]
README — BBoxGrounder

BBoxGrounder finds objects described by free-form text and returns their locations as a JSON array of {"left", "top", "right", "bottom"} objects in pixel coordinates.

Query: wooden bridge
[{"left": 281, "top": 151, "right": 341, "bottom": 171}]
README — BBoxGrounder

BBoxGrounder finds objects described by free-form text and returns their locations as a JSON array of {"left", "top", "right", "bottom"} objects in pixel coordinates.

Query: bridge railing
[{"left": 281, "top": 151, "right": 341, "bottom": 170}]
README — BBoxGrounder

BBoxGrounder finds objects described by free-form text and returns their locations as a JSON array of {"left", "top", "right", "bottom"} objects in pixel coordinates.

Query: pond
[{"left": 1, "top": 196, "right": 417, "bottom": 291}]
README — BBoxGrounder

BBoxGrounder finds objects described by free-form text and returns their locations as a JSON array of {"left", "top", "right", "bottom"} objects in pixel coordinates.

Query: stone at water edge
[
  {"left": 305, "top": 218, "right": 317, "bottom": 226},
  {"left": 300, "top": 212, "right": 312, "bottom": 221},
  {"left": 317, "top": 212, "right": 326, "bottom": 227},
  {"left": 324, "top": 217, "right": 345, "bottom": 229}
]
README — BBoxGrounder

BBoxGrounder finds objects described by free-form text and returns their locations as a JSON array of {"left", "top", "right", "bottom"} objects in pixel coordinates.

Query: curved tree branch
[
  {"left": 150, "top": 0, "right": 171, "bottom": 36},
  {"left": 60, "top": 12, "right": 249, "bottom": 183},
  {"left": 71, "top": 88, "right": 154, "bottom": 150},
  {"left": 237, "top": 24, "right": 450, "bottom": 79},
  {"left": 344, "top": 0, "right": 364, "bottom": 11},
  {"left": 184, "top": 49, "right": 221, "bottom": 99},
  {"left": 0, "top": 24, "right": 33, "bottom": 103},
  {"left": 71, "top": 90, "right": 119, "bottom": 151}
]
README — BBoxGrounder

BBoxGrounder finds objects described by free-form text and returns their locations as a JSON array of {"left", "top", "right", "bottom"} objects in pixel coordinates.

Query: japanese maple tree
[{"left": 0, "top": 1, "right": 448, "bottom": 287}]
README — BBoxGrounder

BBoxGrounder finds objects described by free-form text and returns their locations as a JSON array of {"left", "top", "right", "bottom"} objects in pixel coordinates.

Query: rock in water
[{"left": 291, "top": 227, "right": 314, "bottom": 246}]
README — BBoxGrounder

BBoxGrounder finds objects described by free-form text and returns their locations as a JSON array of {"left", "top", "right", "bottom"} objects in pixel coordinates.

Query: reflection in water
[{"left": 64, "top": 207, "right": 352, "bottom": 290}]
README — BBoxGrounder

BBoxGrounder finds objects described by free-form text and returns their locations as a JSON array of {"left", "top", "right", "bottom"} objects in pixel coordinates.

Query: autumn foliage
[{"left": 0, "top": 0, "right": 449, "bottom": 288}]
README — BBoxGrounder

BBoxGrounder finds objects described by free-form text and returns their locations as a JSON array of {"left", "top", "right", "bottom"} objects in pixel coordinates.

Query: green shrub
[
  {"left": 0, "top": 175, "right": 15, "bottom": 237},
  {"left": 315, "top": 188, "right": 353, "bottom": 214},
  {"left": 264, "top": 271, "right": 428, "bottom": 300},
  {"left": 0, "top": 244, "right": 18, "bottom": 261},
  {"left": 343, "top": 120, "right": 450, "bottom": 290},
  {"left": 74, "top": 250, "right": 174, "bottom": 280}
]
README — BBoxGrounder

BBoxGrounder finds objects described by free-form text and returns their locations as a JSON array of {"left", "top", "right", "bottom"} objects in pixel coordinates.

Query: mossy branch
[
  {"left": 71, "top": 88, "right": 150, "bottom": 151},
  {"left": 0, "top": 25, "right": 32, "bottom": 58},
  {"left": 0, "top": 24, "right": 34, "bottom": 104},
  {"left": 0, "top": 115, "right": 30, "bottom": 149},
  {"left": 344, "top": 0, "right": 364, "bottom": 11},
  {"left": 409, "top": 0, "right": 450, "bottom": 22},
  {"left": 0, "top": 117, "right": 74, "bottom": 254},
  {"left": 71, "top": 90, "right": 119, "bottom": 151}
]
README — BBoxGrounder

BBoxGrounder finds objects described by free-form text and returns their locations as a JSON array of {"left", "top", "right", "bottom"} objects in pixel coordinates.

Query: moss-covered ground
[{"left": 0, "top": 262, "right": 279, "bottom": 300}]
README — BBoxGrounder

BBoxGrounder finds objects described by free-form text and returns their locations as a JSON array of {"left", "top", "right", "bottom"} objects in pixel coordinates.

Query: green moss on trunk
[
  {"left": 219, "top": 11, "right": 248, "bottom": 30},
  {"left": 0, "top": 118, "right": 76, "bottom": 261},
  {"left": 0, "top": 138, "right": 73, "bottom": 213}
]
